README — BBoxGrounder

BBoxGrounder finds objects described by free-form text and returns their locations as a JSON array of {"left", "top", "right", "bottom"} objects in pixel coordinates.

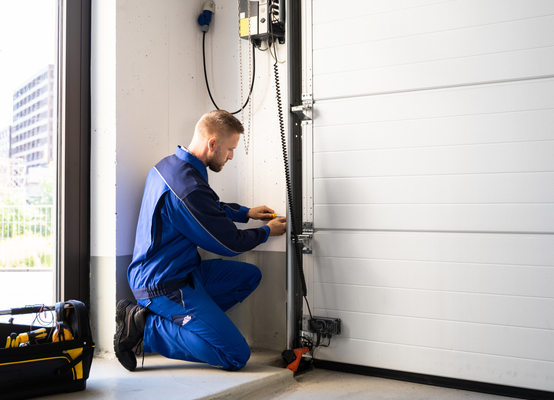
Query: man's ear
[{"left": 207, "top": 137, "right": 217, "bottom": 152}]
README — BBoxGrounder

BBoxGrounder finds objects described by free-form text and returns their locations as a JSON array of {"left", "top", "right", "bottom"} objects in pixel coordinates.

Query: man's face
[{"left": 206, "top": 132, "right": 240, "bottom": 172}]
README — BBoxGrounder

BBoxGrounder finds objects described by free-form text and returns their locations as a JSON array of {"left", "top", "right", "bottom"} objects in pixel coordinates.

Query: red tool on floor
[{"left": 282, "top": 346, "right": 310, "bottom": 373}]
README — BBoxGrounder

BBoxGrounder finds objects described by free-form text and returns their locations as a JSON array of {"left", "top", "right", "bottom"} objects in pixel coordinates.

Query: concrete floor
[
  {"left": 271, "top": 368, "right": 517, "bottom": 400},
  {"left": 41, "top": 350, "right": 293, "bottom": 400},
  {"left": 39, "top": 351, "right": 519, "bottom": 400}
]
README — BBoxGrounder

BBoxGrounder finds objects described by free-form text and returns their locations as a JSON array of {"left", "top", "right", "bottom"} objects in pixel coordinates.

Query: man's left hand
[{"left": 248, "top": 205, "right": 276, "bottom": 221}]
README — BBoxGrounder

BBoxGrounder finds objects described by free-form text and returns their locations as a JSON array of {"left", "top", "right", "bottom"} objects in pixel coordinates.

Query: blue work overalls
[{"left": 127, "top": 146, "right": 270, "bottom": 370}]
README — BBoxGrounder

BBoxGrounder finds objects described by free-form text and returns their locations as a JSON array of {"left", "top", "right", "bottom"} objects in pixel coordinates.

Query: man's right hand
[{"left": 267, "top": 217, "right": 287, "bottom": 236}]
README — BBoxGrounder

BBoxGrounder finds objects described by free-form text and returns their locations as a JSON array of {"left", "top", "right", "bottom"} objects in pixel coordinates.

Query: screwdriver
[{"left": 5, "top": 327, "right": 48, "bottom": 348}]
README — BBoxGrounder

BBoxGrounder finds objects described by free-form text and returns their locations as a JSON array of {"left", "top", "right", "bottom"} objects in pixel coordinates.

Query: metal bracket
[
  {"left": 291, "top": 100, "right": 313, "bottom": 121},
  {"left": 296, "top": 222, "right": 314, "bottom": 254}
]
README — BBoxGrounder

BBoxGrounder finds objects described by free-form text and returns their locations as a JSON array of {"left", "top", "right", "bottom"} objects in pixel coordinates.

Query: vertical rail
[{"left": 286, "top": 0, "right": 303, "bottom": 349}]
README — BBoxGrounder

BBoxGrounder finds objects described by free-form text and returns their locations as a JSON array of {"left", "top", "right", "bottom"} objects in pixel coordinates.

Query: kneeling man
[{"left": 114, "top": 110, "right": 286, "bottom": 371}]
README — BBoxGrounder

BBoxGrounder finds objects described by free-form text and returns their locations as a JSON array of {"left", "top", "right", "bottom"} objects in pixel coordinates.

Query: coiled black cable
[
  {"left": 273, "top": 61, "right": 313, "bottom": 320},
  {"left": 202, "top": 31, "right": 255, "bottom": 115}
]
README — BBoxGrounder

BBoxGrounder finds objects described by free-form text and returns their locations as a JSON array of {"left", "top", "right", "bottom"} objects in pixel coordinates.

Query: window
[{"left": 0, "top": 0, "right": 90, "bottom": 317}]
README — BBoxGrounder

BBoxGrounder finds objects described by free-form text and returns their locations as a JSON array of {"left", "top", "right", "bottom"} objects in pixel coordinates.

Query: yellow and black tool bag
[{"left": 0, "top": 300, "right": 94, "bottom": 400}]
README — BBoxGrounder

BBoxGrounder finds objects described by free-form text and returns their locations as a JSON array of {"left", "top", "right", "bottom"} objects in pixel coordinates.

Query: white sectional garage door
[{"left": 304, "top": 0, "right": 554, "bottom": 391}]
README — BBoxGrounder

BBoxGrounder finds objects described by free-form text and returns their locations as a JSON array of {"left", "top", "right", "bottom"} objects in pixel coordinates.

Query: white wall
[
  {"left": 91, "top": 0, "right": 116, "bottom": 264},
  {"left": 115, "top": 0, "right": 208, "bottom": 256},
  {"left": 202, "top": 0, "right": 289, "bottom": 349},
  {"left": 90, "top": 0, "right": 117, "bottom": 355},
  {"left": 91, "top": 0, "right": 288, "bottom": 353},
  {"left": 206, "top": 0, "right": 288, "bottom": 252},
  {"left": 91, "top": 0, "right": 206, "bottom": 353}
]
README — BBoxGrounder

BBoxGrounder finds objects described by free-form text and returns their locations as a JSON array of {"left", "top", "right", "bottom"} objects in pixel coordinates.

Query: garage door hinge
[
  {"left": 291, "top": 100, "right": 312, "bottom": 121},
  {"left": 296, "top": 222, "right": 314, "bottom": 254}
]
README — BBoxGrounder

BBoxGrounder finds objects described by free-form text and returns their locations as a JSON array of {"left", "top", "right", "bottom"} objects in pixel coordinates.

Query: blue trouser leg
[
  {"left": 139, "top": 260, "right": 261, "bottom": 371},
  {"left": 198, "top": 259, "right": 263, "bottom": 311}
]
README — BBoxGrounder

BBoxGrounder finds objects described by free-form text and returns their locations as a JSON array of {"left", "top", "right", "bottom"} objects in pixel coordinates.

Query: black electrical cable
[{"left": 202, "top": 31, "right": 255, "bottom": 115}]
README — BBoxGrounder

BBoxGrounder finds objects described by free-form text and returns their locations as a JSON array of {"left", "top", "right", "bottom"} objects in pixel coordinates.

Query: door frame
[{"left": 57, "top": 0, "right": 91, "bottom": 305}]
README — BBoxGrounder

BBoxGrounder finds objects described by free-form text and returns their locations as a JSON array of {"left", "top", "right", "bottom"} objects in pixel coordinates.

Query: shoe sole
[{"left": 114, "top": 299, "right": 137, "bottom": 371}]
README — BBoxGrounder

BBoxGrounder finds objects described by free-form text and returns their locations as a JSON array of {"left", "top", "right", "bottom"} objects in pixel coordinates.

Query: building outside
[
  {"left": 0, "top": 66, "right": 56, "bottom": 270},
  {"left": 10, "top": 65, "right": 55, "bottom": 172},
  {"left": 0, "top": 126, "right": 10, "bottom": 158},
  {"left": 0, "top": 126, "right": 26, "bottom": 190},
  {"left": 0, "top": 157, "right": 26, "bottom": 192}
]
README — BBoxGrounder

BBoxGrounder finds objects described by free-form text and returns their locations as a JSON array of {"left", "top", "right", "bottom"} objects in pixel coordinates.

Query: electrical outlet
[{"left": 309, "top": 317, "right": 341, "bottom": 338}]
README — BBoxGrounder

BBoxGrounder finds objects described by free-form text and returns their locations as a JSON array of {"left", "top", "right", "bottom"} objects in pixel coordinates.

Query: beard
[{"left": 207, "top": 152, "right": 225, "bottom": 172}]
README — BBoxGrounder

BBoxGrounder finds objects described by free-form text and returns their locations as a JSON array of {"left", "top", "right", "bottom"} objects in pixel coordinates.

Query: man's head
[{"left": 189, "top": 110, "right": 244, "bottom": 172}]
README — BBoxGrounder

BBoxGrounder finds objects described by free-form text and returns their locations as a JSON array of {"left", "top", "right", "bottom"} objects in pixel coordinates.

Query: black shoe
[{"left": 114, "top": 299, "right": 148, "bottom": 371}]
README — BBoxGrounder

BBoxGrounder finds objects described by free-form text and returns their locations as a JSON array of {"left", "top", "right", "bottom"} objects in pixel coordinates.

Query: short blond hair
[{"left": 196, "top": 110, "right": 244, "bottom": 138}]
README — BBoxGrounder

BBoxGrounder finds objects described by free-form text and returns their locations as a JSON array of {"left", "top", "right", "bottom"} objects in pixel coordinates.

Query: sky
[{"left": 0, "top": 0, "right": 56, "bottom": 127}]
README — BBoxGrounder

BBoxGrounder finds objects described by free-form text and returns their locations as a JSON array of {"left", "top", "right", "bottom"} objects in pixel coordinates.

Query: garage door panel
[
  {"left": 314, "top": 0, "right": 444, "bottom": 25},
  {"left": 314, "top": 11, "right": 554, "bottom": 98},
  {"left": 314, "top": 15, "right": 554, "bottom": 74},
  {"left": 315, "top": 46, "right": 554, "bottom": 99},
  {"left": 313, "top": 310, "right": 554, "bottom": 362},
  {"left": 313, "top": 231, "right": 554, "bottom": 266},
  {"left": 313, "top": 283, "right": 554, "bottom": 330},
  {"left": 313, "top": 79, "right": 554, "bottom": 127},
  {"left": 314, "top": 141, "right": 554, "bottom": 178},
  {"left": 314, "top": 110, "right": 554, "bottom": 153},
  {"left": 314, "top": 204, "right": 554, "bottom": 233},
  {"left": 314, "top": 337, "right": 554, "bottom": 391},
  {"left": 314, "top": 173, "right": 554, "bottom": 204},
  {"left": 313, "top": 257, "right": 554, "bottom": 298},
  {"left": 314, "top": 0, "right": 554, "bottom": 50},
  {"left": 307, "top": 0, "right": 554, "bottom": 391}
]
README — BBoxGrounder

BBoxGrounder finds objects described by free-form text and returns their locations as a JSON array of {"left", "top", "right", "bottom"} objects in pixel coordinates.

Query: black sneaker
[{"left": 114, "top": 299, "right": 148, "bottom": 371}]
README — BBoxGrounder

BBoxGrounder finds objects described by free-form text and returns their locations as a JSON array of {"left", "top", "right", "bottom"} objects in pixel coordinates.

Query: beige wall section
[{"left": 91, "top": 0, "right": 288, "bottom": 354}]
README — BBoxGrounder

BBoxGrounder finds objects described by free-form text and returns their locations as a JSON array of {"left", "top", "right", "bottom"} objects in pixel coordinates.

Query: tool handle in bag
[{"left": 0, "top": 305, "right": 55, "bottom": 316}]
